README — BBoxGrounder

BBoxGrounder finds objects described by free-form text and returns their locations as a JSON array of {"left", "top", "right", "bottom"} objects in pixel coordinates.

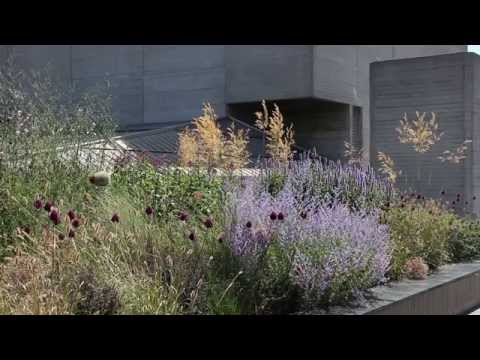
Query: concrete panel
[
  {"left": 144, "top": 45, "right": 224, "bottom": 74},
  {"left": 74, "top": 76, "right": 143, "bottom": 127},
  {"left": 9, "top": 45, "right": 71, "bottom": 83},
  {"left": 225, "top": 45, "right": 313, "bottom": 103},
  {"left": 71, "top": 45, "right": 143, "bottom": 79},
  {"left": 143, "top": 45, "right": 225, "bottom": 124},
  {"left": 371, "top": 53, "right": 472, "bottom": 201}
]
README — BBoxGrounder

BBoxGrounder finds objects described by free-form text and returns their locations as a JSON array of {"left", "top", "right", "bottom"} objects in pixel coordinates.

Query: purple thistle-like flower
[
  {"left": 189, "top": 232, "right": 196, "bottom": 241},
  {"left": 111, "top": 213, "right": 120, "bottom": 223},
  {"left": 204, "top": 218, "right": 214, "bottom": 229},
  {"left": 44, "top": 201, "right": 53, "bottom": 212},
  {"left": 34, "top": 199, "right": 43, "bottom": 210},
  {"left": 68, "top": 229, "right": 75, "bottom": 238},
  {"left": 277, "top": 212, "right": 285, "bottom": 221},
  {"left": 246, "top": 221, "right": 252, "bottom": 228},
  {"left": 71, "top": 218, "right": 81, "bottom": 228},
  {"left": 269, "top": 212, "right": 277, "bottom": 221},
  {"left": 49, "top": 208, "right": 61, "bottom": 225},
  {"left": 145, "top": 206, "right": 154, "bottom": 216},
  {"left": 178, "top": 212, "right": 188, "bottom": 222},
  {"left": 68, "top": 210, "right": 76, "bottom": 221}
]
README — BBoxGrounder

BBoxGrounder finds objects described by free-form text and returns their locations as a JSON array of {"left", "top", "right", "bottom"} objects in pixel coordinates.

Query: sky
[{"left": 469, "top": 45, "right": 480, "bottom": 54}]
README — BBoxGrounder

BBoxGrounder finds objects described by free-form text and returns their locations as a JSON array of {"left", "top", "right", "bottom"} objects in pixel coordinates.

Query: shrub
[
  {"left": 259, "top": 154, "right": 396, "bottom": 212},
  {"left": 224, "top": 171, "right": 391, "bottom": 312},
  {"left": 0, "top": 57, "right": 115, "bottom": 258},
  {"left": 384, "top": 197, "right": 457, "bottom": 280},
  {"left": 404, "top": 257, "right": 429, "bottom": 280},
  {"left": 449, "top": 218, "right": 480, "bottom": 262},
  {"left": 113, "top": 161, "right": 225, "bottom": 220}
]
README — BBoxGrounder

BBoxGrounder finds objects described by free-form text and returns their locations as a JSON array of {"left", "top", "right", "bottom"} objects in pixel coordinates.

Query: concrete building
[
  {"left": 370, "top": 52, "right": 480, "bottom": 213},
  {"left": 0, "top": 45, "right": 467, "bottom": 162}
]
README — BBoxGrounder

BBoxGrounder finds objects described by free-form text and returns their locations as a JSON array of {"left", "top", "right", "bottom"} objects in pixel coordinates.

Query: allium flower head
[
  {"left": 246, "top": 221, "right": 252, "bottom": 228},
  {"left": 34, "top": 199, "right": 43, "bottom": 210},
  {"left": 68, "top": 210, "right": 76, "bottom": 221},
  {"left": 49, "top": 208, "right": 61, "bottom": 225},
  {"left": 44, "top": 201, "right": 53, "bottom": 212},
  {"left": 204, "top": 218, "right": 214, "bottom": 229},
  {"left": 71, "top": 218, "right": 81, "bottom": 228},
  {"left": 145, "top": 206, "right": 154, "bottom": 216},
  {"left": 269, "top": 212, "right": 277, "bottom": 221},
  {"left": 189, "top": 232, "right": 196, "bottom": 241},
  {"left": 111, "top": 213, "right": 120, "bottom": 223},
  {"left": 68, "top": 229, "right": 75, "bottom": 238},
  {"left": 277, "top": 212, "right": 285, "bottom": 221},
  {"left": 178, "top": 212, "right": 188, "bottom": 221}
]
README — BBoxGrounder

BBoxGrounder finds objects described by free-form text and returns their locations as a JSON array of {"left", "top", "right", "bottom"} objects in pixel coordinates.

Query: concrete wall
[
  {"left": 370, "top": 52, "right": 479, "bottom": 210},
  {"left": 0, "top": 45, "right": 467, "bottom": 157}
]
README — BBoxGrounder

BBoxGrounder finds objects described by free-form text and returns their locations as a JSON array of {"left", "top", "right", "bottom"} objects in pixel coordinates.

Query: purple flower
[
  {"left": 44, "top": 201, "right": 53, "bottom": 212},
  {"left": 68, "top": 229, "right": 75, "bottom": 238},
  {"left": 178, "top": 212, "right": 188, "bottom": 222},
  {"left": 277, "top": 212, "right": 285, "bottom": 221},
  {"left": 246, "top": 221, "right": 252, "bottom": 228},
  {"left": 145, "top": 206, "right": 154, "bottom": 216},
  {"left": 34, "top": 199, "right": 43, "bottom": 210},
  {"left": 269, "top": 212, "right": 277, "bottom": 221},
  {"left": 204, "top": 218, "right": 214, "bottom": 229},
  {"left": 71, "top": 218, "right": 80, "bottom": 228},
  {"left": 59, "top": 233, "right": 65, "bottom": 240},
  {"left": 111, "top": 213, "right": 120, "bottom": 223},
  {"left": 68, "top": 210, "right": 76, "bottom": 221},
  {"left": 189, "top": 232, "right": 196, "bottom": 241},
  {"left": 49, "top": 208, "right": 61, "bottom": 225}
]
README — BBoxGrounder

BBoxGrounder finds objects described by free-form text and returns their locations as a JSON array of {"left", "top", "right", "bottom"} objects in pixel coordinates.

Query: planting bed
[{"left": 326, "top": 261, "right": 480, "bottom": 315}]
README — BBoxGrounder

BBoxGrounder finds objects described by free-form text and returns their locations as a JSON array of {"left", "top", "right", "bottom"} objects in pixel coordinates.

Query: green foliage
[
  {"left": 113, "top": 161, "right": 225, "bottom": 220},
  {"left": 449, "top": 218, "right": 480, "bottom": 263},
  {"left": 384, "top": 199, "right": 457, "bottom": 280}
]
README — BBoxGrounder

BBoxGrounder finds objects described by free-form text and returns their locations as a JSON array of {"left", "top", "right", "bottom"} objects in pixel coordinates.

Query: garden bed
[{"left": 325, "top": 261, "right": 480, "bottom": 315}]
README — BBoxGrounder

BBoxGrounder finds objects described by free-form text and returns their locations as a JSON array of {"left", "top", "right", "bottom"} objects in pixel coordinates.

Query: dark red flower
[
  {"left": 71, "top": 218, "right": 80, "bottom": 228},
  {"left": 270, "top": 212, "right": 277, "bottom": 221},
  {"left": 34, "top": 199, "right": 43, "bottom": 210},
  {"left": 277, "top": 213, "right": 285, "bottom": 221},
  {"left": 178, "top": 212, "right": 188, "bottom": 221},
  {"left": 218, "top": 236, "right": 224, "bottom": 244},
  {"left": 204, "top": 218, "right": 214, "bottom": 229},
  {"left": 300, "top": 212, "right": 307, "bottom": 219},
  {"left": 68, "top": 210, "right": 76, "bottom": 221},
  {"left": 452, "top": 201, "right": 456, "bottom": 205},
  {"left": 145, "top": 206, "right": 154, "bottom": 216},
  {"left": 111, "top": 213, "right": 120, "bottom": 223},
  {"left": 441, "top": 190, "right": 446, "bottom": 196},
  {"left": 68, "top": 229, "right": 75, "bottom": 238},
  {"left": 189, "top": 232, "right": 196, "bottom": 241},
  {"left": 246, "top": 221, "right": 252, "bottom": 228},
  {"left": 417, "top": 194, "right": 422, "bottom": 200},
  {"left": 44, "top": 201, "right": 53, "bottom": 212},
  {"left": 49, "top": 208, "right": 61, "bottom": 225},
  {"left": 58, "top": 233, "right": 65, "bottom": 240}
]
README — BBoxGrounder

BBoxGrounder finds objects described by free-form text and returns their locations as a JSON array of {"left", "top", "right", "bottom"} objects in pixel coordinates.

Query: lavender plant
[{"left": 224, "top": 161, "right": 392, "bottom": 311}]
